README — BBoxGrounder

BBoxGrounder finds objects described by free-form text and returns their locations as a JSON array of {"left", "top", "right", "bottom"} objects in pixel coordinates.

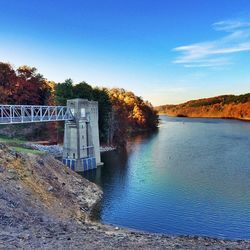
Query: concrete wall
[{"left": 86, "top": 101, "right": 101, "bottom": 165}]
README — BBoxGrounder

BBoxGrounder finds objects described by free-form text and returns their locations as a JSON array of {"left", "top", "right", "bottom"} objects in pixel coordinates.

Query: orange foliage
[
  {"left": 156, "top": 94, "right": 250, "bottom": 121},
  {"left": 108, "top": 88, "right": 158, "bottom": 145},
  {"left": 0, "top": 63, "right": 52, "bottom": 105}
]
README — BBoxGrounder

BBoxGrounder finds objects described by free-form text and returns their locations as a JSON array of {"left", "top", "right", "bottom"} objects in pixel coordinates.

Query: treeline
[
  {"left": 188, "top": 94, "right": 250, "bottom": 108},
  {"left": 0, "top": 62, "right": 158, "bottom": 146},
  {"left": 156, "top": 93, "right": 250, "bottom": 112},
  {"left": 155, "top": 93, "right": 250, "bottom": 121}
]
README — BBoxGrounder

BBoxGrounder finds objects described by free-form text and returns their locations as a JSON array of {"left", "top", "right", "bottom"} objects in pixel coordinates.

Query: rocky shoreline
[
  {"left": 158, "top": 113, "right": 250, "bottom": 122},
  {"left": 24, "top": 143, "right": 116, "bottom": 157},
  {"left": 0, "top": 144, "right": 250, "bottom": 249}
]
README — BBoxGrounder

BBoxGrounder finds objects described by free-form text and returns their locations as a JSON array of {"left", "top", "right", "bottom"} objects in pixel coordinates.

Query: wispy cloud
[
  {"left": 173, "top": 19, "right": 250, "bottom": 68},
  {"left": 213, "top": 20, "right": 250, "bottom": 31}
]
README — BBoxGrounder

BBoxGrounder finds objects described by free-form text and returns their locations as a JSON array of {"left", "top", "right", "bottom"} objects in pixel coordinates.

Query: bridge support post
[{"left": 63, "top": 99, "right": 102, "bottom": 172}]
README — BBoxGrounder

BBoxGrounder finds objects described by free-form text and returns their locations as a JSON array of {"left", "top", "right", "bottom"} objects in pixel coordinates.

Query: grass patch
[
  {"left": 0, "top": 135, "right": 27, "bottom": 145},
  {"left": 0, "top": 135, "right": 43, "bottom": 155},
  {"left": 10, "top": 146, "right": 44, "bottom": 155}
]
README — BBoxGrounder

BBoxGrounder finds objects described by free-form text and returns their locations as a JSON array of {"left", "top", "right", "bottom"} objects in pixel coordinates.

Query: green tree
[
  {"left": 93, "top": 87, "right": 112, "bottom": 143},
  {"left": 55, "top": 79, "right": 74, "bottom": 105},
  {"left": 73, "top": 81, "right": 93, "bottom": 100}
]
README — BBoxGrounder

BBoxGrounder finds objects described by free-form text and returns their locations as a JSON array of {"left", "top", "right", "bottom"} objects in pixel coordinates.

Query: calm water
[{"left": 84, "top": 116, "right": 250, "bottom": 240}]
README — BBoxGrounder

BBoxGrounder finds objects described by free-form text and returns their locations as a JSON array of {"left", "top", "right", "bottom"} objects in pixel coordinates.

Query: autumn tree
[
  {"left": 0, "top": 62, "right": 17, "bottom": 103},
  {"left": 108, "top": 88, "right": 159, "bottom": 146},
  {"left": 0, "top": 62, "right": 54, "bottom": 141},
  {"left": 14, "top": 65, "right": 51, "bottom": 105},
  {"left": 0, "top": 63, "right": 51, "bottom": 105}
]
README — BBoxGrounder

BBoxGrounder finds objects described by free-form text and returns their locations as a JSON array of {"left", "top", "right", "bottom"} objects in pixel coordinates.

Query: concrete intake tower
[{"left": 63, "top": 99, "right": 102, "bottom": 172}]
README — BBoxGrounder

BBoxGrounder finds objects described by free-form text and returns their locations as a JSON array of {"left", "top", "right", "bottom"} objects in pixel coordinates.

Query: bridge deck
[{"left": 0, "top": 105, "right": 74, "bottom": 124}]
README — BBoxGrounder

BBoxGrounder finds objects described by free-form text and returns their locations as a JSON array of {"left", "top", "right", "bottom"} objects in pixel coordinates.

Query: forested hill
[
  {"left": 0, "top": 62, "right": 158, "bottom": 146},
  {"left": 155, "top": 93, "right": 250, "bottom": 121}
]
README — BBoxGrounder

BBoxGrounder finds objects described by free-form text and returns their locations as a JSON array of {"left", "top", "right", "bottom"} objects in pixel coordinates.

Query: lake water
[{"left": 84, "top": 116, "right": 250, "bottom": 240}]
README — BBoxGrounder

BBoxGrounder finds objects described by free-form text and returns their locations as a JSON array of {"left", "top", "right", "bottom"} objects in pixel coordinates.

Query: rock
[
  {"left": 0, "top": 144, "right": 7, "bottom": 150},
  {"left": 0, "top": 165, "right": 5, "bottom": 173},
  {"left": 8, "top": 169, "right": 17, "bottom": 174},
  {"left": 25, "top": 143, "right": 63, "bottom": 156},
  {"left": 25, "top": 143, "right": 116, "bottom": 156}
]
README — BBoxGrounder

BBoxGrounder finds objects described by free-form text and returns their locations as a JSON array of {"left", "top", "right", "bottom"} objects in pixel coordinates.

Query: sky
[{"left": 0, "top": 0, "right": 250, "bottom": 105}]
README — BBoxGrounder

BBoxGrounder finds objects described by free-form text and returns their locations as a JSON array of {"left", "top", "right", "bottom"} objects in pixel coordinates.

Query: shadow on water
[
  {"left": 83, "top": 129, "right": 159, "bottom": 220},
  {"left": 83, "top": 148, "right": 129, "bottom": 221}
]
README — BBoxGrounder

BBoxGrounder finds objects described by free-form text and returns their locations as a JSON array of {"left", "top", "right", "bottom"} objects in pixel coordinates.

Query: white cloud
[{"left": 173, "top": 19, "right": 250, "bottom": 68}]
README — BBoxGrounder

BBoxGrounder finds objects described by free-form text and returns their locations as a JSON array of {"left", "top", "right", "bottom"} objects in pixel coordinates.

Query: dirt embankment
[{"left": 0, "top": 145, "right": 250, "bottom": 249}]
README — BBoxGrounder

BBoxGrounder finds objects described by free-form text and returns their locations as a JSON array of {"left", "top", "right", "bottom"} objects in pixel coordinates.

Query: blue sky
[{"left": 0, "top": 0, "right": 250, "bottom": 105}]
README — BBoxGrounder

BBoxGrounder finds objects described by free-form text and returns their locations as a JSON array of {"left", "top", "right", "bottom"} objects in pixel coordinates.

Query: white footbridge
[{"left": 0, "top": 105, "right": 74, "bottom": 124}]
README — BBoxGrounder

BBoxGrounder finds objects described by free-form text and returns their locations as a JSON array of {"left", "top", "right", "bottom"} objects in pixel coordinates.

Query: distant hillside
[{"left": 155, "top": 93, "right": 250, "bottom": 121}]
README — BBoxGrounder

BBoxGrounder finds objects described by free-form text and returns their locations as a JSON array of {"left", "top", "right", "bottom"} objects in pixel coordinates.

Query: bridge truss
[{"left": 0, "top": 105, "right": 74, "bottom": 124}]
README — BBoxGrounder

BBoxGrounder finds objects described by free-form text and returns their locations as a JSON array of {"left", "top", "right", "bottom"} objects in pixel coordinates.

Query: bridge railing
[{"left": 0, "top": 105, "right": 74, "bottom": 124}]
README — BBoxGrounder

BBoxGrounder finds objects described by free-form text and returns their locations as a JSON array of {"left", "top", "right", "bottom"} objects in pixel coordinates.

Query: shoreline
[
  {"left": 84, "top": 220, "right": 250, "bottom": 249},
  {"left": 90, "top": 219, "right": 250, "bottom": 243},
  {"left": 158, "top": 113, "right": 250, "bottom": 122},
  {"left": 24, "top": 143, "right": 116, "bottom": 157}
]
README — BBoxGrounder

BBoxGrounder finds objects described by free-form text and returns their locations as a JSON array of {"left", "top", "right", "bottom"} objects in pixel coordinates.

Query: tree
[
  {"left": 93, "top": 87, "right": 112, "bottom": 143},
  {"left": 108, "top": 88, "right": 159, "bottom": 146},
  {"left": 0, "top": 63, "right": 51, "bottom": 105},
  {"left": 0, "top": 62, "right": 16, "bottom": 103},
  {"left": 55, "top": 79, "right": 74, "bottom": 105},
  {"left": 14, "top": 65, "right": 51, "bottom": 105},
  {"left": 73, "top": 81, "right": 93, "bottom": 100}
]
